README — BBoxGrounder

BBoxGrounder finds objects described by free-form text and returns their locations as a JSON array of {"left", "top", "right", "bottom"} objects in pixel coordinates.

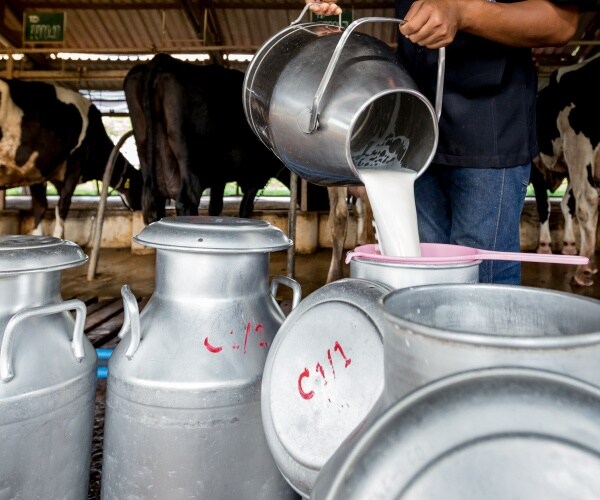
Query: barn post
[
  {"left": 87, "top": 130, "right": 134, "bottom": 281},
  {"left": 287, "top": 172, "right": 298, "bottom": 278},
  {"left": 0, "top": 51, "right": 11, "bottom": 212}
]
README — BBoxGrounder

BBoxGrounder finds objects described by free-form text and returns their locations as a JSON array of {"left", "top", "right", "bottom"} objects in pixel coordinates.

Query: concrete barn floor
[
  {"left": 62, "top": 245, "right": 600, "bottom": 303},
  {"left": 5, "top": 193, "right": 597, "bottom": 301}
]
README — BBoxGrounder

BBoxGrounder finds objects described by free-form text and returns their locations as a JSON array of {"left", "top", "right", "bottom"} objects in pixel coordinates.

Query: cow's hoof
[
  {"left": 573, "top": 271, "right": 594, "bottom": 287},
  {"left": 583, "top": 265, "right": 599, "bottom": 276},
  {"left": 536, "top": 243, "right": 552, "bottom": 255},
  {"left": 561, "top": 243, "right": 578, "bottom": 256}
]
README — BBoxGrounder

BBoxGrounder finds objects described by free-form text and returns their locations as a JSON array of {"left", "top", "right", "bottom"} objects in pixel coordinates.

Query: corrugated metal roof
[{"left": 0, "top": 1, "right": 596, "bottom": 92}]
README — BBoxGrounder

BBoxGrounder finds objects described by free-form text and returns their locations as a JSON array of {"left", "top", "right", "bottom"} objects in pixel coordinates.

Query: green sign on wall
[
  {"left": 310, "top": 8, "right": 353, "bottom": 29},
  {"left": 23, "top": 12, "right": 66, "bottom": 43}
]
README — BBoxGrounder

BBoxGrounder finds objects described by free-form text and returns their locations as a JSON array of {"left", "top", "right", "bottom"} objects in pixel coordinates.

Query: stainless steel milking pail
[
  {"left": 101, "top": 216, "right": 300, "bottom": 500},
  {"left": 0, "top": 235, "right": 96, "bottom": 499},
  {"left": 348, "top": 244, "right": 479, "bottom": 289},
  {"left": 381, "top": 284, "right": 600, "bottom": 407},
  {"left": 243, "top": 8, "right": 444, "bottom": 185}
]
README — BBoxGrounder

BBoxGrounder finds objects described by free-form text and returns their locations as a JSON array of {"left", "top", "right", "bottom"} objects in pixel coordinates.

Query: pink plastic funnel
[{"left": 346, "top": 243, "right": 589, "bottom": 266}]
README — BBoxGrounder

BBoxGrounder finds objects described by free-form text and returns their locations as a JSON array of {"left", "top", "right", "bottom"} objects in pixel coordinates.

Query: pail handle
[
  {"left": 291, "top": 2, "right": 343, "bottom": 27},
  {"left": 0, "top": 299, "right": 87, "bottom": 383},
  {"left": 296, "top": 14, "right": 445, "bottom": 133},
  {"left": 116, "top": 284, "right": 141, "bottom": 360},
  {"left": 270, "top": 275, "right": 302, "bottom": 312}
]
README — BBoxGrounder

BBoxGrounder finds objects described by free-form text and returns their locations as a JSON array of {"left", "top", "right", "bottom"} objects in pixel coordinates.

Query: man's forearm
[
  {"left": 459, "top": 0, "right": 579, "bottom": 47},
  {"left": 400, "top": 0, "right": 580, "bottom": 49}
]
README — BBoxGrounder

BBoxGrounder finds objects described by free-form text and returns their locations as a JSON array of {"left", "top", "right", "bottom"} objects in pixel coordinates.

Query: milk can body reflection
[
  {"left": 0, "top": 235, "right": 95, "bottom": 499},
  {"left": 101, "top": 216, "right": 299, "bottom": 500}
]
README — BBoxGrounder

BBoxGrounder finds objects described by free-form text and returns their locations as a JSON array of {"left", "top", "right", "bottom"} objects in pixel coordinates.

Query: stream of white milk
[{"left": 358, "top": 169, "right": 421, "bottom": 257}]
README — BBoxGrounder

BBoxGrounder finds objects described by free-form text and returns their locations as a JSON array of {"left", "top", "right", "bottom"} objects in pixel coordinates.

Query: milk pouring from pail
[
  {"left": 0, "top": 235, "right": 96, "bottom": 499},
  {"left": 101, "top": 216, "right": 300, "bottom": 500},
  {"left": 244, "top": 10, "right": 445, "bottom": 261}
]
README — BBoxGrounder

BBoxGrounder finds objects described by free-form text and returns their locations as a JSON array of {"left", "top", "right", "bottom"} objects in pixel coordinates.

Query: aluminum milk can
[
  {"left": 380, "top": 283, "right": 600, "bottom": 407},
  {"left": 0, "top": 235, "right": 95, "bottom": 499},
  {"left": 101, "top": 216, "right": 300, "bottom": 500}
]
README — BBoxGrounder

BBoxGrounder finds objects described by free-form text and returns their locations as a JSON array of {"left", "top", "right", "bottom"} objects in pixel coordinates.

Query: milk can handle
[
  {"left": 270, "top": 275, "right": 302, "bottom": 312},
  {"left": 302, "top": 16, "right": 445, "bottom": 133},
  {"left": 0, "top": 299, "right": 87, "bottom": 383},
  {"left": 116, "top": 285, "right": 141, "bottom": 360}
]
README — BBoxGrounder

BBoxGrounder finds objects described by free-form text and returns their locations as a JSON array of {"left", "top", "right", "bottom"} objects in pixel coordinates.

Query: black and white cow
[
  {"left": 123, "top": 53, "right": 288, "bottom": 225},
  {"left": 530, "top": 157, "right": 577, "bottom": 255},
  {"left": 0, "top": 78, "right": 142, "bottom": 238},
  {"left": 534, "top": 53, "right": 600, "bottom": 286}
]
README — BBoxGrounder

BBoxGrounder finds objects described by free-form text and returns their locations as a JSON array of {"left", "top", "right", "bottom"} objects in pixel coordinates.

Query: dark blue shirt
[{"left": 395, "top": 0, "right": 588, "bottom": 168}]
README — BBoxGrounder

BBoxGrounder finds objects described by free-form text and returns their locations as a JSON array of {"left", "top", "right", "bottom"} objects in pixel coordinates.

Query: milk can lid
[
  {"left": 310, "top": 368, "right": 600, "bottom": 500},
  {"left": 0, "top": 235, "right": 88, "bottom": 274},
  {"left": 261, "top": 278, "right": 390, "bottom": 497},
  {"left": 133, "top": 215, "right": 292, "bottom": 252}
]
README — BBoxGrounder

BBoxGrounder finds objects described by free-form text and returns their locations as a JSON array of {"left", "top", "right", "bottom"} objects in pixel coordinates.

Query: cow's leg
[
  {"left": 347, "top": 186, "right": 375, "bottom": 245},
  {"left": 560, "top": 116, "right": 598, "bottom": 285},
  {"left": 560, "top": 184, "right": 578, "bottom": 255},
  {"left": 327, "top": 187, "right": 348, "bottom": 283},
  {"left": 570, "top": 174, "right": 598, "bottom": 286},
  {"left": 29, "top": 183, "right": 48, "bottom": 236},
  {"left": 173, "top": 163, "right": 202, "bottom": 216},
  {"left": 52, "top": 206, "right": 65, "bottom": 239},
  {"left": 537, "top": 208, "right": 553, "bottom": 254},
  {"left": 157, "top": 75, "right": 203, "bottom": 217},
  {"left": 207, "top": 181, "right": 226, "bottom": 216},
  {"left": 142, "top": 178, "right": 166, "bottom": 225},
  {"left": 530, "top": 160, "right": 553, "bottom": 254},
  {"left": 239, "top": 186, "right": 259, "bottom": 219},
  {"left": 361, "top": 193, "right": 376, "bottom": 245},
  {"left": 354, "top": 197, "right": 367, "bottom": 244},
  {"left": 53, "top": 172, "right": 80, "bottom": 239},
  {"left": 175, "top": 183, "right": 201, "bottom": 216}
]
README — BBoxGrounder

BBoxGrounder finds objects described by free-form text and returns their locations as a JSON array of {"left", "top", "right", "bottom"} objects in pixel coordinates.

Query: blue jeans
[{"left": 414, "top": 163, "right": 531, "bottom": 284}]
